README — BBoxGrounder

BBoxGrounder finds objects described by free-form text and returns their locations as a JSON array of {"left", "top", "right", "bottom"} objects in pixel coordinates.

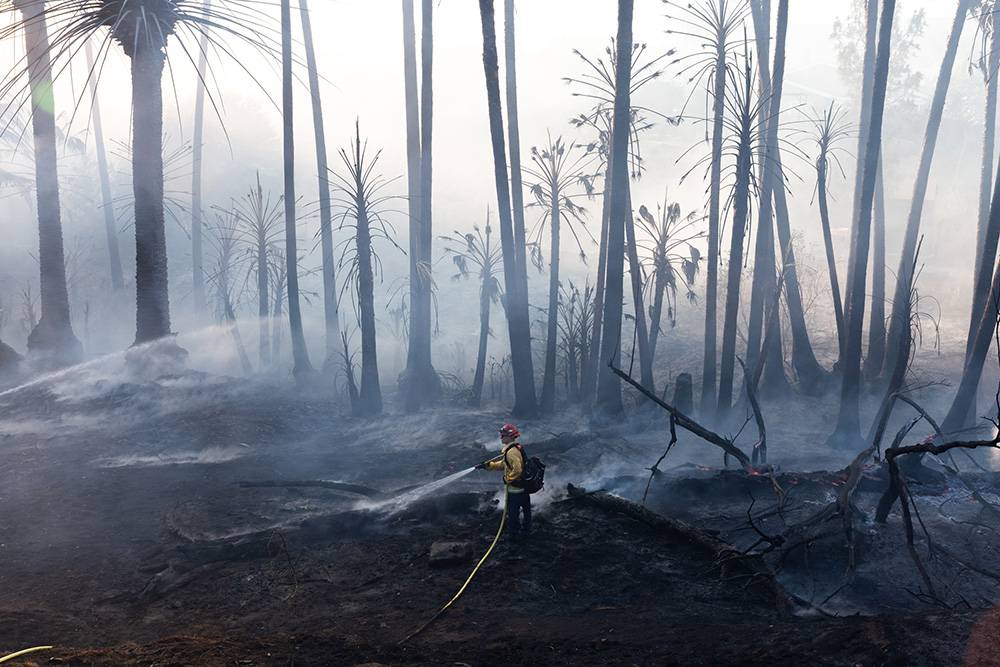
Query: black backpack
[{"left": 506, "top": 443, "right": 545, "bottom": 494}]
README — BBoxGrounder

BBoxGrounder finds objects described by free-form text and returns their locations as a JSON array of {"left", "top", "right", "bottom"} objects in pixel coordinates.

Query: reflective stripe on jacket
[{"left": 486, "top": 443, "right": 525, "bottom": 493}]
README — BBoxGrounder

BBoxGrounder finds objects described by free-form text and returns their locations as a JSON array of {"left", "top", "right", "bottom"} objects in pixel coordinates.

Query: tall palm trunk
[
  {"left": 701, "top": 2, "right": 729, "bottom": 414},
  {"left": 746, "top": 0, "right": 785, "bottom": 394},
  {"left": 763, "top": 2, "right": 823, "bottom": 393},
  {"left": 883, "top": 0, "right": 972, "bottom": 377},
  {"left": 594, "top": 0, "right": 635, "bottom": 417},
  {"left": 829, "top": 0, "right": 895, "bottom": 449},
  {"left": 401, "top": 0, "right": 423, "bottom": 394},
  {"left": 255, "top": 181, "right": 271, "bottom": 369},
  {"left": 280, "top": 0, "right": 313, "bottom": 376},
  {"left": 85, "top": 41, "right": 123, "bottom": 292},
  {"left": 405, "top": 0, "right": 439, "bottom": 409},
  {"left": 131, "top": 41, "right": 171, "bottom": 345},
  {"left": 504, "top": 0, "right": 528, "bottom": 283},
  {"left": 648, "top": 264, "right": 668, "bottom": 360},
  {"left": 470, "top": 274, "right": 492, "bottom": 407},
  {"left": 959, "top": 16, "right": 1000, "bottom": 425},
  {"left": 717, "top": 114, "right": 754, "bottom": 414},
  {"left": 843, "top": 0, "right": 879, "bottom": 361},
  {"left": 817, "top": 154, "right": 844, "bottom": 350},
  {"left": 624, "top": 178, "right": 655, "bottom": 391},
  {"left": 942, "top": 173, "right": 1000, "bottom": 435},
  {"left": 540, "top": 188, "right": 561, "bottom": 412},
  {"left": 582, "top": 162, "right": 612, "bottom": 402},
  {"left": 766, "top": 3, "right": 824, "bottom": 392},
  {"left": 17, "top": 0, "right": 81, "bottom": 363},
  {"left": 353, "top": 152, "right": 382, "bottom": 415},
  {"left": 300, "top": 0, "right": 340, "bottom": 369},
  {"left": 863, "top": 161, "right": 888, "bottom": 377},
  {"left": 478, "top": 0, "right": 537, "bottom": 416},
  {"left": 190, "top": 0, "right": 210, "bottom": 317},
  {"left": 773, "top": 158, "right": 826, "bottom": 390},
  {"left": 974, "top": 17, "right": 1000, "bottom": 288}
]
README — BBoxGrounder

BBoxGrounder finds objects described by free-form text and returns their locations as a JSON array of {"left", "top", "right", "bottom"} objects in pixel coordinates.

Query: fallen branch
[
  {"left": 738, "top": 357, "right": 766, "bottom": 466},
  {"left": 609, "top": 362, "right": 753, "bottom": 471},
  {"left": 641, "top": 414, "right": 677, "bottom": 506}
]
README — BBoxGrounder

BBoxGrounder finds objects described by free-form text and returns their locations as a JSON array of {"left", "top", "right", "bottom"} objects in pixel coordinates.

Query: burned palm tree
[
  {"left": 705, "top": 49, "right": 763, "bottom": 415},
  {"left": 5, "top": 0, "right": 82, "bottom": 366},
  {"left": 524, "top": 134, "right": 595, "bottom": 412},
  {"left": 666, "top": 0, "right": 750, "bottom": 412},
  {"left": 557, "top": 281, "right": 595, "bottom": 403},
  {"left": 634, "top": 194, "right": 704, "bottom": 361},
  {"left": 479, "top": 0, "right": 537, "bottom": 417},
  {"left": 233, "top": 174, "right": 283, "bottom": 369},
  {"left": 0, "top": 0, "right": 281, "bottom": 349},
  {"left": 332, "top": 122, "right": 403, "bottom": 417},
  {"left": 205, "top": 207, "right": 251, "bottom": 374},
  {"left": 804, "top": 102, "right": 853, "bottom": 357},
  {"left": 828, "top": 0, "right": 895, "bottom": 450},
  {"left": 882, "top": 0, "right": 975, "bottom": 378},
  {"left": 565, "top": 39, "right": 674, "bottom": 400},
  {"left": 440, "top": 217, "right": 503, "bottom": 407}
]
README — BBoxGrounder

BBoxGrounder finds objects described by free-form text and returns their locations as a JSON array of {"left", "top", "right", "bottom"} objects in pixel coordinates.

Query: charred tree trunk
[
  {"left": 829, "top": 0, "right": 895, "bottom": 449},
  {"left": 959, "top": 18, "right": 1000, "bottom": 425},
  {"left": 843, "top": 0, "right": 879, "bottom": 360},
  {"left": 648, "top": 264, "right": 668, "bottom": 360},
  {"left": 404, "top": 0, "right": 440, "bottom": 409},
  {"left": 131, "top": 42, "right": 171, "bottom": 345},
  {"left": 717, "top": 119, "right": 753, "bottom": 415},
  {"left": 701, "top": 4, "right": 729, "bottom": 414},
  {"left": 255, "top": 180, "right": 271, "bottom": 369},
  {"left": 280, "top": 0, "right": 313, "bottom": 377},
  {"left": 401, "top": 0, "right": 423, "bottom": 394},
  {"left": 594, "top": 0, "right": 634, "bottom": 418},
  {"left": 354, "top": 151, "right": 383, "bottom": 416},
  {"left": 863, "top": 161, "right": 888, "bottom": 378},
  {"left": 769, "top": 0, "right": 823, "bottom": 391},
  {"left": 942, "top": 158, "right": 1000, "bottom": 434},
  {"left": 746, "top": 0, "right": 785, "bottom": 396},
  {"left": 773, "top": 162, "right": 826, "bottom": 391},
  {"left": 85, "top": 41, "right": 124, "bottom": 293},
  {"left": 624, "top": 178, "right": 655, "bottom": 392},
  {"left": 504, "top": 0, "right": 529, "bottom": 290},
  {"left": 470, "top": 275, "right": 492, "bottom": 407},
  {"left": 190, "top": 0, "right": 210, "bottom": 318},
  {"left": 883, "top": 0, "right": 972, "bottom": 378},
  {"left": 17, "top": 0, "right": 81, "bottom": 364},
  {"left": 300, "top": 0, "right": 341, "bottom": 370},
  {"left": 817, "top": 154, "right": 845, "bottom": 354},
  {"left": 582, "top": 162, "right": 612, "bottom": 403},
  {"left": 478, "top": 0, "right": 537, "bottom": 417},
  {"left": 541, "top": 188, "right": 561, "bottom": 412}
]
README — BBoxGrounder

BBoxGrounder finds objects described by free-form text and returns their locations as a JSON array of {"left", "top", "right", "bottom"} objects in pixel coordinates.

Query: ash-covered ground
[{"left": 1, "top": 347, "right": 1000, "bottom": 666}]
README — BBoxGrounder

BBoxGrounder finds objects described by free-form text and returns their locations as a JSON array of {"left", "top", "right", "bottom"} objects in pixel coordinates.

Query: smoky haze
[{"left": 0, "top": 0, "right": 981, "bottom": 381}]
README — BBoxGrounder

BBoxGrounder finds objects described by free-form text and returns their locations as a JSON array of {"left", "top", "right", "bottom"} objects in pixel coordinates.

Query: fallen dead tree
[{"left": 566, "top": 484, "right": 803, "bottom": 615}]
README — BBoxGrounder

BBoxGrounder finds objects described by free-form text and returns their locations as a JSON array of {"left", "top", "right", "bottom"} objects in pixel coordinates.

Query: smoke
[{"left": 97, "top": 445, "right": 249, "bottom": 468}]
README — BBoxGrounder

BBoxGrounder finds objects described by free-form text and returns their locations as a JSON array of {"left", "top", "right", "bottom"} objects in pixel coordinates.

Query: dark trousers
[{"left": 506, "top": 490, "right": 531, "bottom": 534}]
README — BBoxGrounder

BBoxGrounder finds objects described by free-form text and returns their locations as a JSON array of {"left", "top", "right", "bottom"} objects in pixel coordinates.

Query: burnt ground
[{"left": 2, "top": 365, "right": 1000, "bottom": 665}]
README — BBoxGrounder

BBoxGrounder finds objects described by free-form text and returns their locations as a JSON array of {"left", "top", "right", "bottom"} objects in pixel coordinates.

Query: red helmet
[{"left": 499, "top": 423, "right": 520, "bottom": 439}]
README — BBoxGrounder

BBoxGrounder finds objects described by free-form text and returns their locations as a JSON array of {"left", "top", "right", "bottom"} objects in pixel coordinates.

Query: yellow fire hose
[
  {"left": 0, "top": 646, "right": 54, "bottom": 664},
  {"left": 400, "top": 485, "right": 509, "bottom": 644}
]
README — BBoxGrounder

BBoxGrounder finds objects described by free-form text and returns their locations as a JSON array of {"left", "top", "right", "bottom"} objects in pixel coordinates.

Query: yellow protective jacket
[{"left": 486, "top": 443, "right": 525, "bottom": 493}]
